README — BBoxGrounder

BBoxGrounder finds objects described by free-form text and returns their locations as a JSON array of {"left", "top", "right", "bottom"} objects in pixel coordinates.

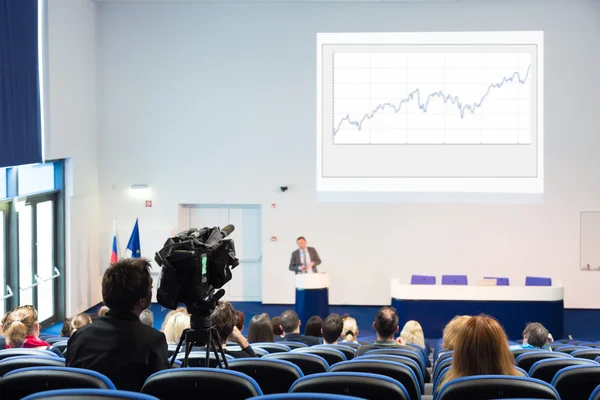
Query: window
[
  {"left": 18, "top": 163, "right": 54, "bottom": 195},
  {"left": 36, "top": 200, "right": 55, "bottom": 322},
  {"left": 18, "top": 204, "right": 33, "bottom": 307}
]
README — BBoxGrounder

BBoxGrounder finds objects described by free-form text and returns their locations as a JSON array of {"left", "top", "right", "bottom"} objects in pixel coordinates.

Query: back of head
[
  {"left": 248, "top": 314, "right": 274, "bottom": 343},
  {"left": 280, "top": 310, "right": 300, "bottom": 334},
  {"left": 322, "top": 313, "right": 344, "bottom": 344},
  {"left": 342, "top": 317, "right": 358, "bottom": 342},
  {"left": 271, "top": 316, "right": 283, "bottom": 336},
  {"left": 442, "top": 315, "right": 471, "bottom": 350},
  {"left": 444, "top": 314, "right": 518, "bottom": 384},
  {"left": 139, "top": 309, "right": 154, "bottom": 327},
  {"left": 211, "top": 302, "right": 236, "bottom": 343},
  {"left": 304, "top": 315, "right": 323, "bottom": 337},
  {"left": 523, "top": 322, "right": 548, "bottom": 348},
  {"left": 71, "top": 313, "right": 93, "bottom": 333},
  {"left": 102, "top": 258, "right": 151, "bottom": 314},
  {"left": 235, "top": 310, "right": 245, "bottom": 332},
  {"left": 161, "top": 310, "right": 191, "bottom": 344},
  {"left": 98, "top": 306, "right": 110, "bottom": 317},
  {"left": 400, "top": 320, "right": 425, "bottom": 348},
  {"left": 374, "top": 306, "right": 399, "bottom": 340},
  {"left": 2, "top": 306, "right": 38, "bottom": 348},
  {"left": 61, "top": 318, "right": 73, "bottom": 337}
]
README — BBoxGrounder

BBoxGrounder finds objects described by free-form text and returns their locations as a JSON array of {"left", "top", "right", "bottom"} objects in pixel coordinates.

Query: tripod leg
[
  {"left": 206, "top": 329, "right": 211, "bottom": 367},
  {"left": 170, "top": 329, "right": 188, "bottom": 367}
]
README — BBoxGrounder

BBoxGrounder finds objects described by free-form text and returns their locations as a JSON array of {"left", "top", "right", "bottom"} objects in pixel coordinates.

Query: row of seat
[{"left": 411, "top": 274, "right": 552, "bottom": 286}]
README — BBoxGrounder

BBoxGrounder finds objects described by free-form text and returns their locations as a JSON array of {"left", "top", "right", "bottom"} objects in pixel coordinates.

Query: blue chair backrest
[
  {"left": 0, "top": 355, "right": 66, "bottom": 376},
  {"left": 22, "top": 389, "right": 159, "bottom": 400},
  {"left": 525, "top": 276, "right": 552, "bottom": 286},
  {"left": 551, "top": 364, "right": 600, "bottom": 400},
  {"left": 142, "top": 367, "right": 263, "bottom": 399},
  {"left": 0, "top": 348, "right": 60, "bottom": 361},
  {"left": 529, "top": 357, "right": 597, "bottom": 383},
  {"left": 248, "top": 394, "right": 365, "bottom": 400},
  {"left": 263, "top": 352, "right": 329, "bottom": 376},
  {"left": 441, "top": 275, "right": 468, "bottom": 285},
  {"left": 484, "top": 277, "right": 510, "bottom": 286},
  {"left": 436, "top": 375, "right": 559, "bottom": 400},
  {"left": 228, "top": 358, "right": 303, "bottom": 394},
  {"left": 411, "top": 275, "right": 436, "bottom": 285},
  {"left": 514, "top": 350, "right": 572, "bottom": 373},
  {"left": 570, "top": 349, "right": 600, "bottom": 360},
  {"left": 290, "top": 371, "right": 410, "bottom": 400},
  {"left": 589, "top": 383, "right": 600, "bottom": 400},
  {"left": 292, "top": 347, "right": 347, "bottom": 366},
  {"left": 251, "top": 343, "right": 291, "bottom": 353},
  {"left": 357, "top": 354, "right": 424, "bottom": 393}
]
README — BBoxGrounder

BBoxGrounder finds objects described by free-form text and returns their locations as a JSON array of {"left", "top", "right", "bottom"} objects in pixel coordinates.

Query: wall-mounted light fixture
[{"left": 129, "top": 184, "right": 151, "bottom": 199}]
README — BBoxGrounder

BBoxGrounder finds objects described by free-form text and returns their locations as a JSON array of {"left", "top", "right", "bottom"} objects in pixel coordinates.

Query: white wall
[
  {"left": 47, "top": 0, "right": 102, "bottom": 315},
  {"left": 96, "top": 0, "right": 600, "bottom": 308}
]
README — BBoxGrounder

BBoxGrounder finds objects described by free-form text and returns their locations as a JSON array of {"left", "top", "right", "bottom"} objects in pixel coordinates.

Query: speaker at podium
[{"left": 295, "top": 273, "right": 329, "bottom": 325}]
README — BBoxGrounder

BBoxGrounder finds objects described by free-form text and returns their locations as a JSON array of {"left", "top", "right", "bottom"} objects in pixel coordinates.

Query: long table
[{"left": 390, "top": 279, "right": 564, "bottom": 340}]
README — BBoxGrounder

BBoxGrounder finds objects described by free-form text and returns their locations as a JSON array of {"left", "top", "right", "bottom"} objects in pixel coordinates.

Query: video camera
[{"left": 154, "top": 225, "right": 239, "bottom": 328}]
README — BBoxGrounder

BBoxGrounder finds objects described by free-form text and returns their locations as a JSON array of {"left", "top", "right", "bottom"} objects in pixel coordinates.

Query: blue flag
[{"left": 126, "top": 219, "right": 141, "bottom": 258}]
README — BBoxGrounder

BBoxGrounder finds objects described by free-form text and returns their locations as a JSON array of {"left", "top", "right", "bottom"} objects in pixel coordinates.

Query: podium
[{"left": 295, "top": 273, "right": 329, "bottom": 326}]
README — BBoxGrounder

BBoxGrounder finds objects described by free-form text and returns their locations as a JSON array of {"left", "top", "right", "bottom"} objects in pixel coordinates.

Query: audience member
[
  {"left": 161, "top": 308, "right": 191, "bottom": 345},
  {"left": 322, "top": 313, "right": 343, "bottom": 344},
  {"left": 248, "top": 313, "right": 274, "bottom": 343},
  {"left": 400, "top": 320, "right": 425, "bottom": 348},
  {"left": 442, "top": 315, "right": 471, "bottom": 351},
  {"left": 65, "top": 258, "right": 169, "bottom": 392},
  {"left": 521, "top": 322, "right": 552, "bottom": 350},
  {"left": 356, "top": 306, "right": 407, "bottom": 356},
  {"left": 304, "top": 315, "right": 323, "bottom": 338},
  {"left": 280, "top": 310, "right": 320, "bottom": 346},
  {"left": 60, "top": 317, "right": 73, "bottom": 337},
  {"left": 0, "top": 313, "right": 7, "bottom": 348},
  {"left": 438, "top": 314, "right": 521, "bottom": 389},
  {"left": 211, "top": 301, "right": 257, "bottom": 358},
  {"left": 2, "top": 305, "right": 63, "bottom": 357},
  {"left": 235, "top": 310, "right": 245, "bottom": 332},
  {"left": 139, "top": 309, "right": 154, "bottom": 327},
  {"left": 71, "top": 313, "right": 92, "bottom": 333},
  {"left": 271, "top": 316, "right": 284, "bottom": 342},
  {"left": 98, "top": 306, "right": 110, "bottom": 317},
  {"left": 341, "top": 314, "right": 350, "bottom": 320},
  {"left": 341, "top": 317, "right": 359, "bottom": 343}
]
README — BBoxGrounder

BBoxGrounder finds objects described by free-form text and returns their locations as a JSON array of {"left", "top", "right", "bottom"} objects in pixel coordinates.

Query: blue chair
[
  {"left": 228, "top": 358, "right": 303, "bottom": 394},
  {"left": 251, "top": 343, "right": 291, "bottom": 354},
  {"left": 263, "top": 352, "right": 329, "bottom": 376},
  {"left": 364, "top": 348, "right": 427, "bottom": 379},
  {"left": 551, "top": 364, "right": 600, "bottom": 400},
  {"left": 571, "top": 349, "right": 600, "bottom": 360},
  {"left": 53, "top": 340, "right": 69, "bottom": 353},
  {"left": 282, "top": 342, "right": 308, "bottom": 350},
  {"left": 484, "top": 277, "right": 510, "bottom": 286},
  {"left": 432, "top": 365, "right": 450, "bottom": 394},
  {"left": 441, "top": 275, "right": 468, "bottom": 285},
  {"left": 290, "top": 371, "right": 410, "bottom": 399},
  {"left": 525, "top": 276, "right": 552, "bottom": 286},
  {"left": 0, "top": 348, "right": 60, "bottom": 361},
  {"left": 555, "top": 345, "right": 592, "bottom": 355},
  {"left": 436, "top": 375, "right": 559, "bottom": 400},
  {"left": 529, "top": 357, "right": 597, "bottom": 383},
  {"left": 514, "top": 351, "right": 571, "bottom": 373},
  {"left": 339, "top": 341, "right": 360, "bottom": 350},
  {"left": 224, "top": 345, "right": 270, "bottom": 357},
  {"left": 292, "top": 347, "right": 347, "bottom": 365},
  {"left": 174, "top": 351, "right": 234, "bottom": 367},
  {"left": 432, "top": 357, "right": 452, "bottom": 384},
  {"left": 141, "top": 368, "right": 263, "bottom": 399},
  {"left": 0, "top": 366, "right": 115, "bottom": 400},
  {"left": 0, "top": 355, "right": 66, "bottom": 376},
  {"left": 314, "top": 344, "right": 356, "bottom": 360},
  {"left": 22, "top": 389, "right": 159, "bottom": 400},
  {"left": 411, "top": 275, "right": 436, "bottom": 285},
  {"left": 357, "top": 354, "right": 424, "bottom": 393},
  {"left": 248, "top": 394, "right": 364, "bottom": 400},
  {"left": 589, "top": 383, "right": 600, "bottom": 400},
  {"left": 329, "top": 359, "right": 420, "bottom": 400}
]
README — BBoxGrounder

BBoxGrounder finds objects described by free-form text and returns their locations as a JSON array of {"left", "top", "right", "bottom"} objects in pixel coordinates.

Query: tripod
[{"left": 169, "top": 313, "right": 230, "bottom": 369}]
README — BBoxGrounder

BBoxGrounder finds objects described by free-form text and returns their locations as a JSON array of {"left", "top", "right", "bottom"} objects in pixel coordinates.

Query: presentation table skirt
[
  {"left": 295, "top": 273, "right": 330, "bottom": 325},
  {"left": 390, "top": 279, "right": 565, "bottom": 340}
]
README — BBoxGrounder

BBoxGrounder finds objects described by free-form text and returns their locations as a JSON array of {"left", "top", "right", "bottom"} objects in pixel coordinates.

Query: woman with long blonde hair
[
  {"left": 438, "top": 314, "right": 521, "bottom": 389},
  {"left": 71, "top": 313, "right": 92, "bottom": 333},
  {"left": 161, "top": 308, "right": 191, "bottom": 344},
  {"left": 400, "top": 320, "right": 425, "bottom": 348},
  {"left": 442, "top": 315, "right": 471, "bottom": 351},
  {"left": 341, "top": 317, "right": 359, "bottom": 343}
]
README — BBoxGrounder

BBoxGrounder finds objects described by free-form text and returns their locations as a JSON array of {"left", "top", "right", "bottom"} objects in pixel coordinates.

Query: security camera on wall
[{"left": 280, "top": 186, "right": 289, "bottom": 192}]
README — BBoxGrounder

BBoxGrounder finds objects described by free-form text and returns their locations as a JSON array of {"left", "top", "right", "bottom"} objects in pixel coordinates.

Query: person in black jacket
[
  {"left": 280, "top": 310, "right": 320, "bottom": 346},
  {"left": 65, "top": 258, "right": 168, "bottom": 392},
  {"left": 211, "top": 301, "right": 257, "bottom": 358}
]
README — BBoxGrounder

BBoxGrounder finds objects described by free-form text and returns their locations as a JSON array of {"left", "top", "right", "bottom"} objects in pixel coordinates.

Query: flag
[
  {"left": 110, "top": 220, "right": 119, "bottom": 263},
  {"left": 126, "top": 218, "right": 141, "bottom": 258}
]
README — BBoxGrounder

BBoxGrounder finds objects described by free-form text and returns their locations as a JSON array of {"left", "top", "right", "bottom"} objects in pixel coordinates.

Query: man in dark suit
[
  {"left": 65, "top": 258, "right": 169, "bottom": 392},
  {"left": 289, "top": 236, "right": 321, "bottom": 274},
  {"left": 280, "top": 310, "right": 320, "bottom": 346}
]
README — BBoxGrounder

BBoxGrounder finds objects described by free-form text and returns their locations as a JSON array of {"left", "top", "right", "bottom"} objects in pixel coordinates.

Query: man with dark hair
[
  {"left": 271, "top": 316, "right": 284, "bottom": 342},
  {"left": 280, "top": 310, "right": 320, "bottom": 346},
  {"left": 66, "top": 258, "right": 168, "bottom": 392},
  {"left": 356, "top": 306, "right": 407, "bottom": 356},
  {"left": 322, "top": 313, "right": 343, "bottom": 344},
  {"left": 211, "top": 301, "right": 257, "bottom": 358},
  {"left": 289, "top": 237, "right": 322, "bottom": 274},
  {"left": 522, "top": 322, "right": 552, "bottom": 350}
]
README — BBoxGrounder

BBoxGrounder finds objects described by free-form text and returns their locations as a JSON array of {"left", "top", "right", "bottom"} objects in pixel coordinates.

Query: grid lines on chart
[{"left": 332, "top": 52, "right": 532, "bottom": 145}]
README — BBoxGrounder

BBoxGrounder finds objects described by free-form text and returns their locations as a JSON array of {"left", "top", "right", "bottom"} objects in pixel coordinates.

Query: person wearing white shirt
[{"left": 289, "top": 236, "right": 322, "bottom": 274}]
